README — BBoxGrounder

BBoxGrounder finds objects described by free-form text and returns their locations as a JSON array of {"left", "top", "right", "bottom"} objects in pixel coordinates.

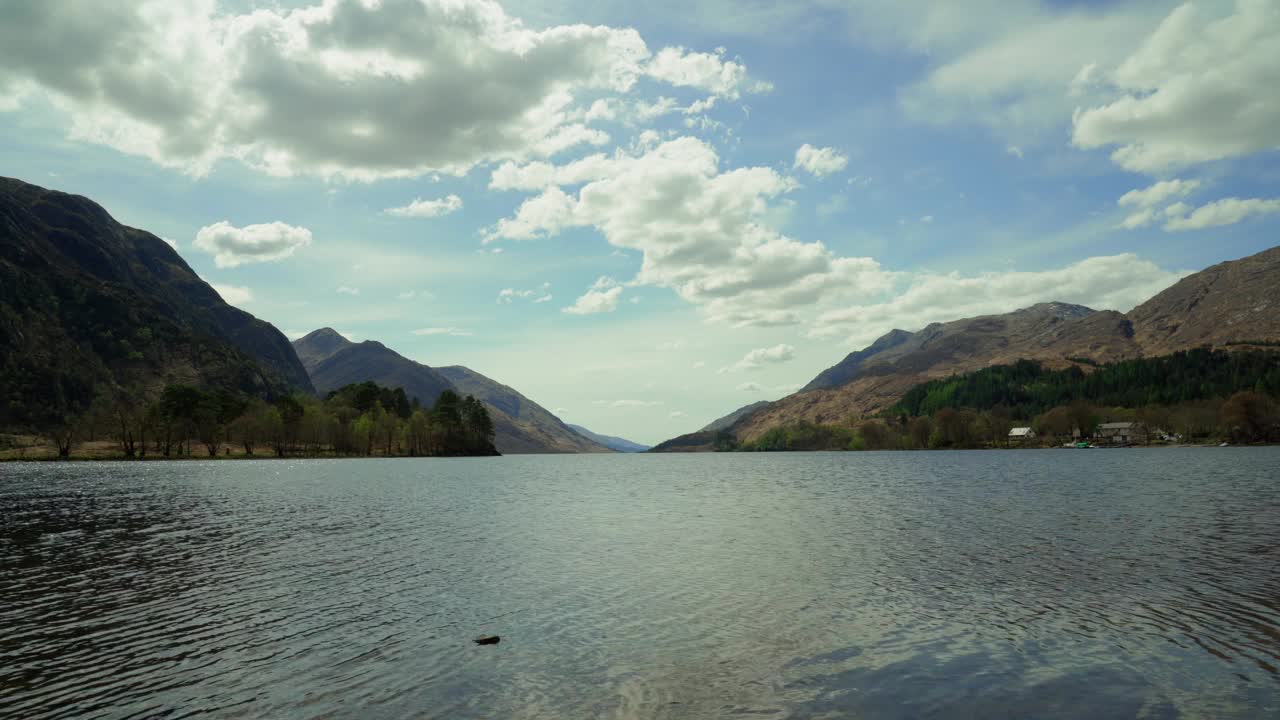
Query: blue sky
[{"left": 2, "top": 0, "right": 1277, "bottom": 444}]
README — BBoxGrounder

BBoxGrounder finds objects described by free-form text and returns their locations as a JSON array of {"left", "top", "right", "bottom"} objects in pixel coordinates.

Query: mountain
[
  {"left": 567, "top": 424, "right": 651, "bottom": 452},
  {"left": 656, "top": 245, "right": 1280, "bottom": 449},
  {"left": 699, "top": 401, "right": 772, "bottom": 433},
  {"left": 1128, "top": 246, "right": 1280, "bottom": 355},
  {"left": 0, "top": 177, "right": 312, "bottom": 427},
  {"left": 293, "top": 329, "right": 610, "bottom": 454}
]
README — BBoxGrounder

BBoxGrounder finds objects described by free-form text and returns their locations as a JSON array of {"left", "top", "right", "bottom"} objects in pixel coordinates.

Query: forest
[
  {"left": 731, "top": 349, "right": 1280, "bottom": 452},
  {"left": 8, "top": 380, "right": 498, "bottom": 460}
]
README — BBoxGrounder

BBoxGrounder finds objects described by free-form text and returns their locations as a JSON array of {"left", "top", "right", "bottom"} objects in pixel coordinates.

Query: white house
[{"left": 1008, "top": 427, "right": 1036, "bottom": 442}]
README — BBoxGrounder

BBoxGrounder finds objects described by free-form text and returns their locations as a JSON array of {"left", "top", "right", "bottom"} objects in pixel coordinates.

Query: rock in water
[{"left": 474, "top": 635, "right": 501, "bottom": 645}]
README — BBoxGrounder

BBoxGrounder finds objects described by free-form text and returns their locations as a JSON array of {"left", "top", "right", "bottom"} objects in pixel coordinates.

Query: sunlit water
[{"left": 2, "top": 449, "right": 1278, "bottom": 719}]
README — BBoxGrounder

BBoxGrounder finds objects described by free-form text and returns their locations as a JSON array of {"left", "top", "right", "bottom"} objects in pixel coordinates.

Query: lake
[{"left": 2, "top": 449, "right": 1278, "bottom": 719}]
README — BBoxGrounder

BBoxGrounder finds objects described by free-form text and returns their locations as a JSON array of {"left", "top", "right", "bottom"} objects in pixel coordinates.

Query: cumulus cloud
[
  {"left": 793, "top": 144, "right": 848, "bottom": 177},
  {"left": 193, "top": 221, "right": 312, "bottom": 268},
  {"left": 0, "top": 0, "right": 757, "bottom": 180},
  {"left": 1072, "top": 2, "right": 1280, "bottom": 172},
  {"left": 644, "top": 47, "right": 756, "bottom": 99},
  {"left": 669, "top": 410, "right": 687, "bottom": 419},
  {"left": 209, "top": 282, "right": 252, "bottom": 306},
  {"left": 385, "top": 195, "right": 462, "bottom": 218},
  {"left": 1163, "top": 197, "right": 1280, "bottom": 232},
  {"left": 497, "top": 282, "right": 552, "bottom": 304},
  {"left": 810, "top": 253, "right": 1186, "bottom": 347},
  {"left": 336, "top": 286, "right": 360, "bottom": 296},
  {"left": 719, "top": 344, "right": 796, "bottom": 373},
  {"left": 563, "top": 276, "right": 623, "bottom": 315},
  {"left": 411, "top": 327, "right": 473, "bottom": 337},
  {"left": 489, "top": 136, "right": 893, "bottom": 329}
]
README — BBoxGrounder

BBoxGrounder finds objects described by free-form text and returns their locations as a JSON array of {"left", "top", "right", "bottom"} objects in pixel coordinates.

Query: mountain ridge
[
  {"left": 293, "top": 329, "right": 610, "bottom": 454},
  {"left": 654, "top": 246, "right": 1280, "bottom": 449}
]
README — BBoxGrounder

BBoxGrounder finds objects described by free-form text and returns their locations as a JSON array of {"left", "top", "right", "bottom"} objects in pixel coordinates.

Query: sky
[{"left": 1, "top": 0, "right": 1278, "bottom": 445}]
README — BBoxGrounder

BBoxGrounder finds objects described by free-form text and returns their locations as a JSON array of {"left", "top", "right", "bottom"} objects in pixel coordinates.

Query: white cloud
[
  {"left": 497, "top": 282, "right": 552, "bottom": 304},
  {"left": 719, "top": 343, "right": 796, "bottom": 373},
  {"left": 209, "top": 282, "right": 253, "bottom": 306},
  {"left": 737, "top": 382, "right": 763, "bottom": 392},
  {"left": 692, "top": 360, "right": 707, "bottom": 369},
  {"left": 336, "top": 286, "right": 360, "bottom": 296},
  {"left": 1163, "top": 197, "right": 1280, "bottom": 232},
  {"left": 920, "top": 215, "right": 934, "bottom": 224},
  {"left": 398, "top": 289, "right": 434, "bottom": 300},
  {"left": 896, "top": 3, "right": 1161, "bottom": 142},
  {"left": 810, "top": 253, "right": 1186, "bottom": 347},
  {"left": 669, "top": 410, "right": 687, "bottom": 418},
  {"left": 489, "top": 136, "right": 894, "bottom": 329},
  {"left": 411, "top": 327, "right": 474, "bottom": 337},
  {"left": 1072, "top": 2, "right": 1280, "bottom": 173},
  {"left": 490, "top": 153, "right": 622, "bottom": 192},
  {"left": 563, "top": 276, "right": 623, "bottom": 315},
  {"left": 193, "top": 221, "right": 312, "bottom": 268},
  {"left": 644, "top": 47, "right": 756, "bottom": 99},
  {"left": 385, "top": 195, "right": 462, "bottom": 218},
  {"left": 1117, "top": 179, "right": 1201, "bottom": 209},
  {"left": 1117, "top": 208, "right": 1157, "bottom": 230},
  {"left": 657, "top": 340, "right": 685, "bottom": 351},
  {"left": 160, "top": 236, "right": 178, "bottom": 249},
  {"left": 793, "top": 144, "right": 848, "bottom": 177},
  {"left": 607, "top": 399, "right": 662, "bottom": 407},
  {"left": 0, "top": 0, "right": 756, "bottom": 180}
]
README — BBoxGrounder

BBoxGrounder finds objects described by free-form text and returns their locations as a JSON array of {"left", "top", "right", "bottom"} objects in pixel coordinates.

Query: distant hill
[
  {"left": 653, "top": 245, "right": 1280, "bottom": 449},
  {"left": 567, "top": 424, "right": 651, "bottom": 452},
  {"left": 293, "top": 329, "right": 609, "bottom": 454},
  {"left": 0, "top": 177, "right": 312, "bottom": 428}
]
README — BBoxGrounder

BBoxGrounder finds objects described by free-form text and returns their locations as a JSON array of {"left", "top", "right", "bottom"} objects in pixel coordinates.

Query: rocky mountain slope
[
  {"left": 1128, "top": 245, "right": 1280, "bottom": 354},
  {"left": 0, "top": 177, "right": 312, "bottom": 427},
  {"left": 657, "top": 245, "right": 1279, "bottom": 448},
  {"left": 294, "top": 329, "right": 609, "bottom": 454},
  {"left": 567, "top": 424, "right": 651, "bottom": 452}
]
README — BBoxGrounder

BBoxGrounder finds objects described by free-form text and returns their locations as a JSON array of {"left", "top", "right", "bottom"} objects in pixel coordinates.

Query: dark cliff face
[
  {"left": 0, "top": 177, "right": 313, "bottom": 393},
  {"left": 0, "top": 177, "right": 312, "bottom": 426}
]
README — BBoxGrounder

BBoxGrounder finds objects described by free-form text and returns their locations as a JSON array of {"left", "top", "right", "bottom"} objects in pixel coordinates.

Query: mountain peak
[{"left": 293, "top": 327, "right": 355, "bottom": 367}]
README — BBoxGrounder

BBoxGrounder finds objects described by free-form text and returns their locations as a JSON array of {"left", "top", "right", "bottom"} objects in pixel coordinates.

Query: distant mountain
[
  {"left": 293, "top": 329, "right": 610, "bottom": 454},
  {"left": 0, "top": 177, "right": 312, "bottom": 427},
  {"left": 567, "top": 424, "right": 651, "bottom": 452},
  {"left": 654, "top": 245, "right": 1280, "bottom": 449},
  {"left": 699, "top": 401, "right": 772, "bottom": 432}
]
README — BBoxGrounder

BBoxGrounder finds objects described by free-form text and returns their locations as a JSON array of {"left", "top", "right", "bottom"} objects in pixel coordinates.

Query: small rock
[{"left": 474, "top": 635, "right": 501, "bottom": 645}]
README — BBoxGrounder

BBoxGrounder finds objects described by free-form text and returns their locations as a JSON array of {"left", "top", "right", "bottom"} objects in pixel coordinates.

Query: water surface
[{"left": 2, "top": 449, "right": 1278, "bottom": 718}]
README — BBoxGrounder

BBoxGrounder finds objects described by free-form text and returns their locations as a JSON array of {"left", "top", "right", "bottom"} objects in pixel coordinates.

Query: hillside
[
  {"left": 1128, "top": 246, "right": 1280, "bottom": 354},
  {"left": 294, "top": 329, "right": 609, "bottom": 454},
  {"left": 699, "top": 401, "right": 772, "bottom": 432},
  {"left": 0, "top": 177, "right": 312, "bottom": 428},
  {"left": 656, "top": 245, "right": 1280, "bottom": 448},
  {"left": 567, "top": 424, "right": 651, "bottom": 453}
]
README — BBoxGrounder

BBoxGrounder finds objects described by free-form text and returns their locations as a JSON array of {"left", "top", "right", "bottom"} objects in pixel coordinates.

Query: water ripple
[{"left": 2, "top": 449, "right": 1279, "bottom": 718}]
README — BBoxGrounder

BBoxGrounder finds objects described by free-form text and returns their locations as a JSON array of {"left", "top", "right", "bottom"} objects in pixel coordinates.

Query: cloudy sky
[{"left": 2, "top": 0, "right": 1278, "bottom": 444}]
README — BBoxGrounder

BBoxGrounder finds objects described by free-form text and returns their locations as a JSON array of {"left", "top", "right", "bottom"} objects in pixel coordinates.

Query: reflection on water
[{"left": 1, "top": 449, "right": 1278, "bottom": 719}]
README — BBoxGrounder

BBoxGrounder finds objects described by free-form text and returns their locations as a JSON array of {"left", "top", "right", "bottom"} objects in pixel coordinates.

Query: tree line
[
  {"left": 35, "top": 380, "right": 498, "bottom": 459},
  {"left": 726, "top": 349, "right": 1280, "bottom": 452}
]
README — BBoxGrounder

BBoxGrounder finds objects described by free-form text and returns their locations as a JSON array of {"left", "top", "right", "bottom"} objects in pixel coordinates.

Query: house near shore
[
  {"left": 1008, "top": 427, "right": 1037, "bottom": 443},
  {"left": 1095, "top": 421, "right": 1148, "bottom": 446}
]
